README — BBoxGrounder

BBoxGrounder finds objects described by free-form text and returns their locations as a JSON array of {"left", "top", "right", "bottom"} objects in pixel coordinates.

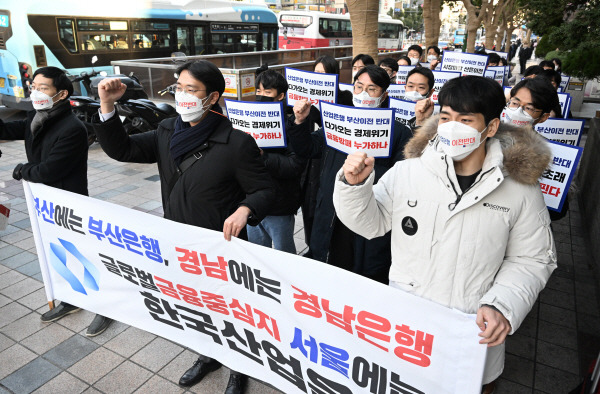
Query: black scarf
[
  {"left": 31, "top": 99, "right": 71, "bottom": 135},
  {"left": 170, "top": 103, "right": 224, "bottom": 166}
]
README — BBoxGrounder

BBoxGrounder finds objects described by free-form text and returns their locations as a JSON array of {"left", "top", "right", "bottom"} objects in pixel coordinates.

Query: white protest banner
[
  {"left": 486, "top": 50, "right": 508, "bottom": 59},
  {"left": 25, "top": 181, "right": 487, "bottom": 394},
  {"left": 224, "top": 99, "right": 286, "bottom": 149},
  {"left": 419, "top": 62, "right": 430, "bottom": 69},
  {"left": 486, "top": 66, "right": 505, "bottom": 85},
  {"left": 396, "top": 66, "right": 416, "bottom": 84},
  {"left": 0, "top": 203, "right": 9, "bottom": 231},
  {"left": 320, "top": 101, "right": 394, "bottom": 158},
  {"left": 503, "top": 86, "right": 512, "bottom": 97},
  {"left": 387, "top": 84, "right": 406, "bottom": 99},
  {"left": 286, "top": 67, "right": 338, "bottom": 107},
  {"left": 431, "top": 70, "right": 461, "bottom": 103},
  {"left": 484, "top": 70, "right": 496, "bottom": 80},
  {"left": 535, "top": 118, "right": 584, "bottom": 147},
  {"left": 557, "top": 92, "right": 571, "bottom": 118},
  {"left": 540, "top": 140, "right": 583, "bottom": 211},
  {"left": 559, "top": 75, "right": 570, "bottom": 92},
  {"left": 441, "top": 52, "right": 489, "bottom": 76},
  {"left": 389, "top": 97, "right": 440, "bottom": 127},
  {"left": 339, "top": 83, "right": 353, "bottom": 92}
]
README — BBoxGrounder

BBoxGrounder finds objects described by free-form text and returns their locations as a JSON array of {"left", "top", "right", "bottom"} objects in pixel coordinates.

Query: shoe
[
  {"left": 40, "top": 303, "right": 81, "bottom": 323},
  {"left": 179, "top": 357, "right": 222, "bottom": 387},
  {"left": 225, "top": 373, "right": 247, "bottom": 394},
  {"left": 481, "top": 380, "right": 496, "bottom": 394},
  {"left": 86, "top": 314, "right": 113, "bottom": 337}
]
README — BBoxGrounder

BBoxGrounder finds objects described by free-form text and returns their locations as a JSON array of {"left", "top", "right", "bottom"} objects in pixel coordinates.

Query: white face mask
[
  {"left": 31, "top": 89, "right": 62, "bottom": 111},
  {"left": 427, "top": 55, "right": 438, "bottom": 63},
  {"left": 175, "top": 91, "right": 212, "bottom": 123},
  {"left": 436, "top": 121, "right": 488, "bottom": 161},
  {"left": 403, "top": 90, "right": 426, "bottom": 102},
  {"left": 501, "top": 106, "right": 537, "bottom": 127},
  {"left": 352, "top": 90, "right": 383, "bottom": 108},
  {"left": 410, "top": 57, "right": 419, "bottom": 66},
  {"left": 352, "top": 71, "right": 358, "bottom": 81}
]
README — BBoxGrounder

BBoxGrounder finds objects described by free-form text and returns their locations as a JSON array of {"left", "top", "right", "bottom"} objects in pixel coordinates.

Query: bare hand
[
  {"left": 429, "top": 59, "right": 439, "bottom": 70},
  {"left": 342, "top": 152, "right": 374, "bottom": 185},
  {"left": 98, "top": 78, "right": 127, "bottom": 114},
  {"left": 223, "top": 206, "right": 252, "bottom": 241},
  {"left": 415, "top": 98, "right": 434, "bottom": 126},
  {"left": 476, "top": 305, "right": 511, "bottom": 347},
  {"left": 293, "top": 99, "right": 312, "bottom": 125}
]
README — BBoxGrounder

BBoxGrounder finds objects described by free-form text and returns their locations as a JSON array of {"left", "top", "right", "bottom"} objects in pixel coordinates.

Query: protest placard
[
  {"left": 559, "top": 75, "right": 570, "bottom": 92},
  {"left": 0, "top": 203, "right": 9, "bottom": 231},
  {"left": 557, "top": 92, "right": 571, "bottom": 118},
  {"left": 535, "top": 118, "right": 584, "bottom": 146},
  {"left": 486, "top": 50, "right": 508, "bottom": 59},
  {"left": 389, "top": 97, "right": 440, "bottom": 127},
  {"left": 320, "top": 101, "right": 394, "bottom": 158},
  {"left": 286, "top": 68, "right": 338, "bottom": 107},
  {"left": 25, "top": 181, "right": 487, "bottom": 394},
  {"left": 540, "top": 140, "right": 583, "bottom": 211},
  {"left": 431, "top": 71, "right": 461, "bottom": 103},
  {"left": 339, "top": 83, "right": 353, "bottom": 92},
  {"left": 396, "top": 66, "right": 416, "bottom": 84},
  {"left": 484, "top": 70, "right": 496, "bottom": 80},
  {"left": 503, "top": 85, "right": 512, "bottom": 97},
  {"left": 224, "top": 99, "right": 286, "bottom": 148},
  {"left": 387, "top": 84, "right": 406, "bottom": 99},
  {"left": 441, "top": 52, "right": 489, "bottom": 76},
  {"left": 486, "top": 66, "right": 506, "bottom": 85}
]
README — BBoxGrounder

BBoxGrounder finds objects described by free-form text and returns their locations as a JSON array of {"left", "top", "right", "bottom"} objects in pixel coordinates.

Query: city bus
[
  {"left": 278, "top": 11, "right": 405, "bottom": 52},
  {"left": 0, "top": 0, "right": 278, "bottom": 109}
]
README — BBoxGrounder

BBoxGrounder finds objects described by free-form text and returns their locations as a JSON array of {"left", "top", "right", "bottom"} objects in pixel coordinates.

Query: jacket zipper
[{"left": 445, "top": 157, "right": 495, "bottom": 211}]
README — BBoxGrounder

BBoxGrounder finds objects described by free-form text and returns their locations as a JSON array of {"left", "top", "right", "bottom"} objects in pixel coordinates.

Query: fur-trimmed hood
[{"left": 403, "top": 115, "right": 552, "bottom": 185}]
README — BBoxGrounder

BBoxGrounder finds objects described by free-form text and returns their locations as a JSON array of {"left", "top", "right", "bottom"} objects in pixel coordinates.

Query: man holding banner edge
[{"left": 333, "top": 75, "right": 557, "bottom": 392}]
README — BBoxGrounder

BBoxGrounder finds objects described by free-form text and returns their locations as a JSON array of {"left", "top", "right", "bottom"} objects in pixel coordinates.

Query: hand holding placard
[
  {"left": 293, "top": 99, "right": 312, "bottom": 125},
  {"left": 343, "top": 152, "right": 374, "bottom": 185}
]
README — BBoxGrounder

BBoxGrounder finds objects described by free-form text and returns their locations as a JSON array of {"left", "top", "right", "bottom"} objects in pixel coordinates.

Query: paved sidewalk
[{"left": 1, "top": 136, "right": 599, "bottom": 393}]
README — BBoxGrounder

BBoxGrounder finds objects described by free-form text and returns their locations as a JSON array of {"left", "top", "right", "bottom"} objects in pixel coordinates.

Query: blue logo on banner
[{"left": 49, "top": 239, "right": 100, "bottom": 295}]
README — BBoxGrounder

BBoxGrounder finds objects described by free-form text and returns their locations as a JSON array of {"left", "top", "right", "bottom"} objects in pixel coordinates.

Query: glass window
[
  {"left": 211, "top": 33, "right": 257, "bottom": 53},
  {"left": 132, "top": 20, "right": 170, "bottom": 31},
  {"left": 77, "top": 19, "right": 128, "bottom": 31},
  {"left": 81, "top": 34, "right": 128, "bottom": 51},
  {"left": 132, "top": 32, "right": 170, "bottom": 49},
  {"left": 193, "top": 27, "right": 205, "bottom": 55},
  {"left": 58, "top": 18, "right": 77, "bottom": 53},
  {"left": 176, "top": 27, "right": 190, "bottom": 54}
]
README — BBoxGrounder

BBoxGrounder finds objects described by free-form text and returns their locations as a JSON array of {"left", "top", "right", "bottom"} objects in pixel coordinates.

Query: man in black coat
[
  {"left": 94, "top": 60, "right": 275, "bottom": 394},
  {"left": 287, "top": 65, "right": 413, "bottom": 284},
  {"left": 0, "top": 66, "right": 112, "bottom": 336}
]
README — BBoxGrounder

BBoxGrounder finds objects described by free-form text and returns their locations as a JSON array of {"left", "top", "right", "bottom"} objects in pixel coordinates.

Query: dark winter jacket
[
  {"left": 0, "top": 105, "right": 88, "bottom": 195},
  {"left": 286, "top": 97, "right": 413, "bottom": 281},
  {"left": 93, "top": 114, "right": 275, "bottom": 234},
  {"left": 261, "top": 144, "right": 306, "bottom": 216}
]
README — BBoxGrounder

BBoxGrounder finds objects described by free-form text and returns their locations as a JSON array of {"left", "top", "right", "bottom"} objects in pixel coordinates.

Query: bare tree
[
  {"left": 347, "top": 0, "right": 380, "bottom": 59},
  {"left": 461, "top": 0, "right": 491, "bottom": 52},
  {"left": 423, "top": 0, "right": 442, "bottom": 50}
]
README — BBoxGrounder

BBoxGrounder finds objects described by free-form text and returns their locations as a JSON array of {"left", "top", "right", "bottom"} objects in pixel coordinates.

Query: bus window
[
  {"left": 58, "top": 18, "right": 77, "bottom": 53},
  {"left": 262, "top": 27, "right": 277, "bottom": 51},
  {"left": 319, "top": 19, "right": 328, "bottom": 36},
  {"left": 193, "top": 27, "right": 205, "bottom": 55},
  {"left": 177, "top": 27, "right": 190, "bottom": 54},
  {"left": 81, "top": 34, "right": 128, "bottom": 51},
  {"left": 132, "top": 32, "right": 170, "bottom": 49},
  {"left": 132, "top": 21, "right": 170, "bottom": 31},
  {"left": 340, "top": 20, "right": 351, "bottom": 37},
  {"left": 77, "top": 19, "right": 127, "bottom": 31}
]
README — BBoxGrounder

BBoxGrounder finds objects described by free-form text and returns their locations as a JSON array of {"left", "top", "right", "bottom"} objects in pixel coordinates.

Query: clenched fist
[
  {"left": 342, "top": 152, "right": 374, "bottom": 185},
  {"left": 97, "top": 78, "right": 127, "bottom": 115}
]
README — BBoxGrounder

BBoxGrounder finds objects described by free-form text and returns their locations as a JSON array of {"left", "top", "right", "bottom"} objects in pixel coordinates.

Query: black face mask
[{"left": 256, "top": 95, "right": 276, "bottom": 102}]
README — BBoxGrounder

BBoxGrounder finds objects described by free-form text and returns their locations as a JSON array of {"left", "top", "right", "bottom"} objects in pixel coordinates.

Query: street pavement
[{"left": 1, "top": 66, "right": 600, "bottom": 393}]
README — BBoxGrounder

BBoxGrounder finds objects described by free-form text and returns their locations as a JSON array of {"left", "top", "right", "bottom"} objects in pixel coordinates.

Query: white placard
[
  {"left": 286, "top": 67, "right": 338, "bottom": 107},
  {"left": 396, "top": 66, "right": 416, "bottom": 84},
  {"left": 441, "top": 52, "right": 489, "bottom": 76},
  {"left": 484, "top": 70, "right": 496, "bottom": 80},
  {"left": 486, "top": 50, "right": 508, "bottom": 59},
  {"left": 0, "top": 203, "right": 9, "bottom": 231},
  {"left": 431, "top": 71, "right": 461, "bottom": 103},
  {"left": 387, "top": 84, "right": 406, "bottom": 99},
  {"left": 559, "top": 75, "right": 570, "bottom": 92},
  {"left": 557, "top": 92, "right": 571, "bottom": 118},
  {"left": 339, "top": 83, "right": 353, "bottom": 92},
  {"left": 540, "top": 140, "right": 583, "bottom": 211},
  {"left": 320, "top": 101, "right": 394, "bottom": 158},
  {"left": 535, "top": 118, "right": 584, "bottom": 147},
  {"left": 389, "top": 97, "right": 440, "bottom": 127},
  {"left": 224, "top": 100, "right": 287, "bottom": 148},
  {"left": 486, "top": 66, "right": 505, "bottom": 85},
  {"left": 25, "top": 181, "right": 488, "bottom": 394}
]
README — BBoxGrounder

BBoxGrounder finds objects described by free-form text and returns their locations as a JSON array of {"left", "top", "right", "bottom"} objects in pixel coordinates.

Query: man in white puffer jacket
[{"left": 333, "top": 76, "right": 557, "bottom": 390}]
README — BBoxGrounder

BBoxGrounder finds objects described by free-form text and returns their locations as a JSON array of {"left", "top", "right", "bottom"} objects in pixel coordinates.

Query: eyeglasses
[
  {"left": 353, "top": 83, "right": 381, "bottom": 96},
  {"left": 175, "top": 86, "right": 207, "bottom": 94},
  {"left": 29, "top": 85, "right": 51, "bottom": 93},
  {"left": 507, "top": 99, "right": 543, "bottom": 117}
]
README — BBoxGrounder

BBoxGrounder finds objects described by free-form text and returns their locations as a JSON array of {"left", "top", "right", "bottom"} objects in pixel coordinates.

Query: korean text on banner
[
  {"left": 535, "top": 118, "right": 585, "bottom": 147},
  {"left": 320, "top": 101, "right": 394, "bottom": 158},
  {"left": 441, "top": 52, "right": 489, "bottom": 76},
  {"left": 24, "top": 182, "right": 487, "bottom": 394},
  {"left": 540, "top": 140, "right": 583, "bottom": 211},
  {"left": 286, "top": 67, "right": 338, "bottom": 107},
  {"left": 486, "top": 66, "right": 505, "bottom": 85},
  {"left": 486, "top": 50, "right": 508, "bottom": 59},
  {"left": 387, "top": 84, "right": 406, "bottom": 99},
  {"left": 431, "top": 71, "right": 461, "bottom": 103},
  {"left": 396, "top": 66, "right": 416, "bottom": 84},
  {"left": 389, "top": 97, "right": 440, "bottom": 126},
  {"left": 224, "top": 100, "right": 286, "bottom": 149}
]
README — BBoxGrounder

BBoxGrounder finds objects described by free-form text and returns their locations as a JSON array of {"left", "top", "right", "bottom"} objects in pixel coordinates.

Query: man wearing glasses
[
  {"left": 94, "top": 60, "right": 274, "bottom": 394},
  {"left": 0, "top": 66, "right": 113, "bottom": 336},
  {"left": 287, "top": 65, "right": 413, "bottom": 283}
]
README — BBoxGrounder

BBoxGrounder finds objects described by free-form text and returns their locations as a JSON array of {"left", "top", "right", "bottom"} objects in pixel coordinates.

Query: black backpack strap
[{"left": 166, "top": 151, "right": 204, "bottom": 197}]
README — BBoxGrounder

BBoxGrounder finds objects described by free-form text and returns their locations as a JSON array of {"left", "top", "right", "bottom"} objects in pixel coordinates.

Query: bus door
[{"left": 175, "top": 26, "right": 191, "bottom": 55}]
